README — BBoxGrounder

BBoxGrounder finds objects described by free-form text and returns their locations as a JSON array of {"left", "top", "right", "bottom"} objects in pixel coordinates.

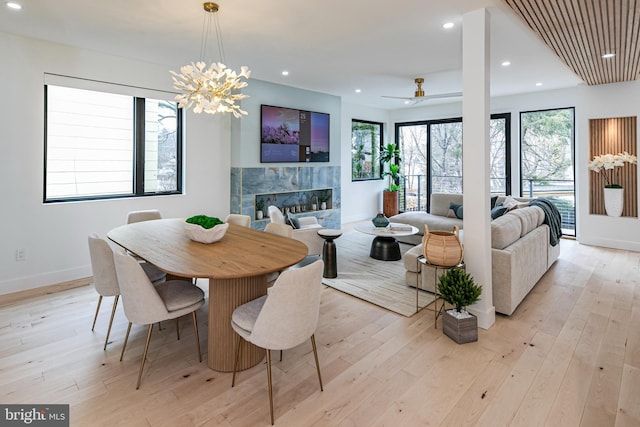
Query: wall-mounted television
[{"left": 260, "top": 104, "right": 330, "bottom": 163}]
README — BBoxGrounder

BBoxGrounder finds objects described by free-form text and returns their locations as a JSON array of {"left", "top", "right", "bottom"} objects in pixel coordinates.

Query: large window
[
  {"left": 45, "top": 83, "right": 182, "bottom": 202},
  {"left": 396, "top": 114, "right": 510, "bottom": 212},
  {"left": 520, "top": 107, "right": 575, "bottom": 235}
]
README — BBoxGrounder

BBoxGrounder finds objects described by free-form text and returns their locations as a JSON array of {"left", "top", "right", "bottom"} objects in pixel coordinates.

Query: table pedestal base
[
  {"left": 208, "top": 275, "right": 267, "bottom": 372},
  {"left": 369, "top": 236, "right": 401, "bottom": 261}
]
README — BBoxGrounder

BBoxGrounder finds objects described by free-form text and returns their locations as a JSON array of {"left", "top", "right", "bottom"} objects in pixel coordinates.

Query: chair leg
[
  {"left": 120, "top": 322, "right": 132, "bottom": 362},
  {"left": 266, "top": 349, "right": 274, "bottom": 425},
  {"left": 136, "top": 324, "right": 154, "bottom": 390},
  {"left": 91, "top": 295, "right": 103, "bottom": 331},
  {"left": 104, "top": 295, "right": 119, "bottom": 350},
  {"left": 311, "top": 334, "right": 323, "bottom": 392},
  {"left": 192, "top": 311, "right": 202, "bottom": 363},
  {"left": 280, "top": 350, "right": 283, "bottom": 362},
  {"left": 176, "top": 317, "right": 180, "bottom": 341},
  {"left": 231, "top": 335, "right": 242, "bottom": 387}
]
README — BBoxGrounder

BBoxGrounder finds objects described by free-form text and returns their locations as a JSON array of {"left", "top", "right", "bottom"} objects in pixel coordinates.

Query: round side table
[{"left": 317, "top": 229, "right": 342, "bottom": 278}]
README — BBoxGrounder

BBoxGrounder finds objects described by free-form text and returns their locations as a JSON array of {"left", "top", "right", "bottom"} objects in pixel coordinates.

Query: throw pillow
[
  {"left": 501, "top": 195, "right": 520, "bottom": 210},
  {"left": 449, "top": 202, "right": 463, "bottom": 219},
  {"left": 491, "top": 205, "right": 509, "bottom": 219},
  {"left": 287, "top": 212, "right": 300, "bottom": 229},
  {"left": 490, "top": 195, "right": 498, "bottom": 209}
]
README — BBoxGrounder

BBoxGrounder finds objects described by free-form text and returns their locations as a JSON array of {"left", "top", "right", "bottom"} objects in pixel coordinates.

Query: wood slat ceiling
[{"left": 503, "top": 0, "right": 640, "bottom": 85}]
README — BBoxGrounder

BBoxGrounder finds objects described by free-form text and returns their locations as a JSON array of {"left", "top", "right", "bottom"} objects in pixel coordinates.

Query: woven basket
[{"left": 422, "top": 224, "right": 464, "bottom": 267}]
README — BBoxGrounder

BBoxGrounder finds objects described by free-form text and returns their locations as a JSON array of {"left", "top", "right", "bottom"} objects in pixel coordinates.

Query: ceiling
[
  {"left": 504, "top": 0, "right": 640, "bottom": 86},
  {"left": 0, "top": 0, "right": 621, "bottom": 110}
]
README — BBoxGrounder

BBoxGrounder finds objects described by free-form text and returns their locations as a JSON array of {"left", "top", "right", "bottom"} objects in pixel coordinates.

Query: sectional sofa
[{"left": 398, "top": 193, "right": 560, "bottom": 315}]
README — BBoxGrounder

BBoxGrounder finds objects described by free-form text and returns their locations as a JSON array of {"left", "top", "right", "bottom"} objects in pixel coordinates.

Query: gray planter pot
[{"left": 442, "top": 309, "right": 478, "bottom": 344}]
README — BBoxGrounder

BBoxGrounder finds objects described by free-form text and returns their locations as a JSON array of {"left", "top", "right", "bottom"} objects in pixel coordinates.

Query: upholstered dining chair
[
  {"left": 113, "top": 250, "right": 205, "bottom": 389},
  {"left": 88, "top": 233, "right": 166, "bottom": 350},
  {"left": 231, "top": 259, "right": 324, "bottom": 425},
  {"left": 225, "top": 213, "right": 251, "bottom": 227},
  {"left": 126, "top": 209, "right": 162, "bottom": 224}
]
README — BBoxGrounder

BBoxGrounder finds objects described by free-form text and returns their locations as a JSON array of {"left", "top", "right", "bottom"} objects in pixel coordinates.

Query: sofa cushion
[
  {"left": 508, "top": 206, "right": 542, "bottom": 237},
  {"left": 430, "top": 193, "right": 463, "bottom": 217},
  {"left": 491, "top": 214, "right": 521, "bottom": 249},
  {"left": 389, "top": 211, "right": 463, "bottom": 233}
]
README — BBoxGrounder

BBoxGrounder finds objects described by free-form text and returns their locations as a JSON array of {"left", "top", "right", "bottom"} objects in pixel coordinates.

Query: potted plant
[
  {"left": 379, "top": 143, "right": 401, "bottom": 217},
  {"left": 437, "top": 268, "right": 482, "bottom": 344},
  {"left": 255, "top": 199, "right": 265, "bottom": 220},
  {"left": 318, "top": 194, "right": 330, "bottom": 210}
]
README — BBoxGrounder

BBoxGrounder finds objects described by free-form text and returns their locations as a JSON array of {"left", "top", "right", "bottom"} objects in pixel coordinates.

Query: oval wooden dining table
[{"left": 107, "top": 218, "right": 308, "bottom": 372}]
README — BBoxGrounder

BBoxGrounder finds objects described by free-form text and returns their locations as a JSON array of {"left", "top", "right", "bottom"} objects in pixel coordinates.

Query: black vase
[{"left": 372, "top": 213, "right": 390, "bottom": 228}]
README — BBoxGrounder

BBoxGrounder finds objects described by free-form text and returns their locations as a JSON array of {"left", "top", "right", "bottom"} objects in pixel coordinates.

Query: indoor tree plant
[
  {"left": 437, "top": 267, "right": 482, "bottom": 344},
  {"left": 587, "top": 151, "right": 638, "bottom": 217},
  {"left": 379, "top": 143, "right": 401, "bottom": 217}
]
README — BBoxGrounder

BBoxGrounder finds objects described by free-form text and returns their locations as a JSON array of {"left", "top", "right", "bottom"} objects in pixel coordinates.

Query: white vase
[
  {"left": 604, "top": 187, "right": 624, "bottom": 217},
  {"left": 320, "top": 202, "right": 327, "bottom": 210},
  {"left": 256, "top": 210, "right": 263, "bottom": 220}
]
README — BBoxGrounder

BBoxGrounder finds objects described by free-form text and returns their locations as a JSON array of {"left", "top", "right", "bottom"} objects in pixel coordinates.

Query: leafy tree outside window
[{"left": 351, "top": 119, "right": 382, "bottom": 181}]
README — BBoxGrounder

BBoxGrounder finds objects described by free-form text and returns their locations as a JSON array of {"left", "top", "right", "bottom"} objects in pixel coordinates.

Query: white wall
[
  {"left": 577, "top": 81, "right": 640, "bottom": 251},
  {"left": 0, "top": 32, "right": 231, "bottom": 295}
]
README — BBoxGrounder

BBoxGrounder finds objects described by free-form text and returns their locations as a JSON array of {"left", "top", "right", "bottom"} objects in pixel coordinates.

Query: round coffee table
[
  {"left": 354, "top": 222, "right": 418, "bottom": 261},
  {"left": 317, "top": 229, "right": 342, "bottom": 278}
]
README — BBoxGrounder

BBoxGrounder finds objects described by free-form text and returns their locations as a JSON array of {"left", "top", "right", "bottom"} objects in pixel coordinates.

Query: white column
[{"left": 462, "top": 8, "right": 495, "bottom": 329}]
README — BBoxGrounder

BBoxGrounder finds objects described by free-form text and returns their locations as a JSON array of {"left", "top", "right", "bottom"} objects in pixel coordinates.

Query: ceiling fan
[{"left": 383, "top": 78, "right": 462, "bottom": 104}]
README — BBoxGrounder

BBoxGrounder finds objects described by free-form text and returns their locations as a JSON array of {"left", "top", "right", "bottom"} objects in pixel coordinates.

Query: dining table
[{"left": 107, "top": 218, "right": 308, "bottom": 372}]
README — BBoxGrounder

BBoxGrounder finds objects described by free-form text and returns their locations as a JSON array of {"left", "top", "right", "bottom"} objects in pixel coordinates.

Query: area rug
[{"left": 322, "top": 231, "right": 435, "bottom": 317}]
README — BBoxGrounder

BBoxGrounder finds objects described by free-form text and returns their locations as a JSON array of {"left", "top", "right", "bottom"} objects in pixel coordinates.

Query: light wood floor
[{"left": 1, "top": 239, "right": 639, "bottom": 426}]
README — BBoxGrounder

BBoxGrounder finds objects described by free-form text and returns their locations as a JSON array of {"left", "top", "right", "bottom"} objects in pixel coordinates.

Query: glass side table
[{"left": 416, "top": 256, "right": 465, "bottom": 329}]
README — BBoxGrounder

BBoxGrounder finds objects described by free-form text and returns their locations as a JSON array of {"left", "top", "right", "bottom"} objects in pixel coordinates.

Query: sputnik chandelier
[{"left": 170, "top": 2, "right": 250, "bottom": 117}]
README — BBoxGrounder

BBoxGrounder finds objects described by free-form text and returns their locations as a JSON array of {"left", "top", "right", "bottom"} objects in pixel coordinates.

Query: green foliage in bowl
[{"left": 186, "top": 215, "right": 223, "bottom": 229}]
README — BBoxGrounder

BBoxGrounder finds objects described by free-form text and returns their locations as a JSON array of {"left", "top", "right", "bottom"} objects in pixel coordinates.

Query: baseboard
[{"left": 0, "top": 277, "right": 92, "bottom": 307}]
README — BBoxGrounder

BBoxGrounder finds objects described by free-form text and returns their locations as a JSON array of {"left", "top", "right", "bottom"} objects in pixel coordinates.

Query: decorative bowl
[{"left": 184, "top": 222, "right": 229, "bottom": 243}]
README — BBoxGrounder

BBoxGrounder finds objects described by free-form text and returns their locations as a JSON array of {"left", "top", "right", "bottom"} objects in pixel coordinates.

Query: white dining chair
[
  {"left": 88, "top": 233, "right": 165, "bottom": 350},
  {"left": 114, "top": 250, "right": 205, "bottom": 389},
  {"left": 231, "top": 259, "right": 324, "bottom": 425},
  {"left": 225, "top": 214, "right": 251, "bottom": 227}
]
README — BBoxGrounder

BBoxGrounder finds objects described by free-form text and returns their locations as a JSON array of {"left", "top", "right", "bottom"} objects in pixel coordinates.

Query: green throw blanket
[{"left": 529, "top": 198, "right": 562, "bottom": 246}]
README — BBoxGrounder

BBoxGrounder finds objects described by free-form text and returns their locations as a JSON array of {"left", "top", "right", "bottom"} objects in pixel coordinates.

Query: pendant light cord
[{"left": 199, "top": 9, "right": 226, "bottom": 65}]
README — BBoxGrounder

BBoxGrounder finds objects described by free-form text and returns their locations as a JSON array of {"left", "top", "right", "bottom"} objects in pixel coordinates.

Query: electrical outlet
[{"left": 15, "top": 248, "right": 26, "bottom": 262}]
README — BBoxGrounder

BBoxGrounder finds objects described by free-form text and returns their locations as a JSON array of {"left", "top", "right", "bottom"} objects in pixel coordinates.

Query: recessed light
[
  {"left": 281, "top": 70, "right": 289, "bottom": 76},
  {"left": 535, "top": 82, "right": 543, "bottom": 87},
  {"left": 443, "top": 22, "right": 454, "bottom": 29},
  {"left": 355, "top": 89, "right": 361, "bottom": 93},
  {"left": 602, "top": 53, "right": 615, "bottom": 59},
  {"left": 404, "top": 100, "right": 411, "bottom": 105},
  {"left": 5, "top": 2, "right": 22, "bottom": 10},
  {"left": 501, "top": 61, "right": 511, "bottom": 67}
]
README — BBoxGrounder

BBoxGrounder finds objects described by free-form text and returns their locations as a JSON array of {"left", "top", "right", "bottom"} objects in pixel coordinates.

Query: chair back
[
  {"left": 113, "top": 251, "right": 169, "bottom": 325},
  {"left": 87, "top": 233, "right": 120, "bottom": 297},
  {"left": 264, "top": 222, "right": 293, "bottom": 238},
  {"left": 267, "top": 206, "right": 286, "bottom": 224},
  {"left": 127, "top": 209, "right": 162, "bottom": 224},
  {"left": 225, "top": 214, "right": 251, "bottom": 227},
  {"left": 250, "top": 260, "right": 324, "bottom": 350}
]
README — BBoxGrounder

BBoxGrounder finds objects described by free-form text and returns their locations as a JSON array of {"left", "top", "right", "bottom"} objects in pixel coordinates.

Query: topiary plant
[{"left": 437, "top": 268, "right": 482, "bottom": 313}]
